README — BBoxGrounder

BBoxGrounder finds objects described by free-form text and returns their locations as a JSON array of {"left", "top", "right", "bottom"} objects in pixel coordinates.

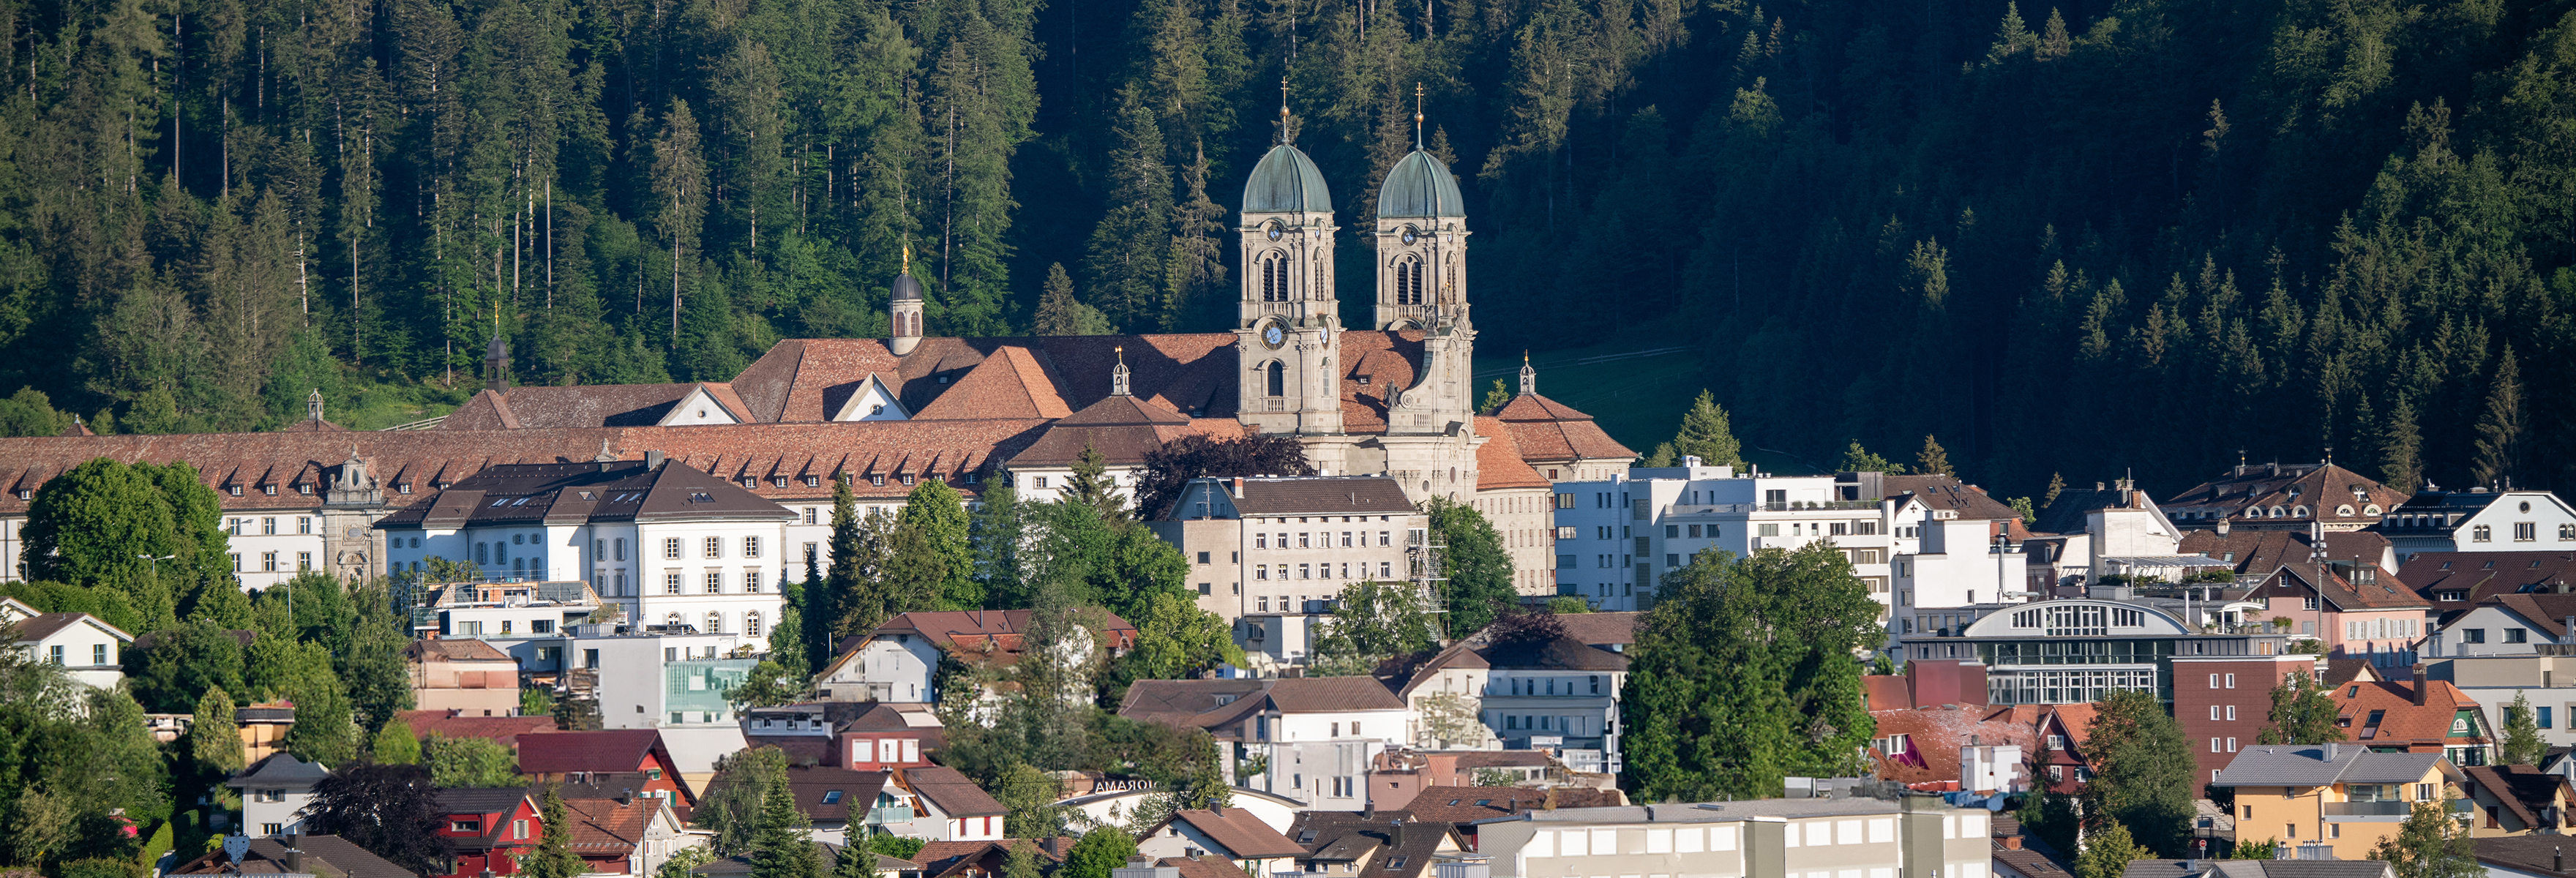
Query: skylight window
[{"left": 822, "top": 790, "right": 844, "bottom": 805}]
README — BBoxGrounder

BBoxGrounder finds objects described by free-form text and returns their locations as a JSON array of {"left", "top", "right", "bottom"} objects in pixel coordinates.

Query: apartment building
[
  {"left": 378, "top": 457, "right": 795, "bottom": 644},
  {"left": 2378, "top": 489, "right": 2576, "bottom": 560},
  {"left": 1472, "top": 796, "right": 1996, "bottom": 878},
  {"left": 2430, "top": 654, "right": 2576, "bottom": 750},
  {"left": 1898, "top": 596, "right": 2296, "bottom": 705},
  {"left": 2215, "top": 744, "right": 2452, "bottom": 860},
  {"left": 1146, "top": 476, "right": 1431, "bottom": 664},
  {"left": 1551, "top": 464, "right": 1895, "bottom": 612}
]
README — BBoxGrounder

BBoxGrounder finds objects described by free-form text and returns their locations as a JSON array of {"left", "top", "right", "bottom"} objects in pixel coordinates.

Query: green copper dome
[
  {"left": 1377, "top": 150, "right": 1464, "bottom": 218},
  {"left": 1242, "top": 144, "right": 1333, "bottom": 214}
]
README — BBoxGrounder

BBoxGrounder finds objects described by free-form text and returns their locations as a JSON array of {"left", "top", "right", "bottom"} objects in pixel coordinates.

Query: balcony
[
  {"left": 866, "top": 806, "right": 916, "bottom": 825},
  {"left": 2322, "top": 800, "right": 2412, "bottom": 817}
]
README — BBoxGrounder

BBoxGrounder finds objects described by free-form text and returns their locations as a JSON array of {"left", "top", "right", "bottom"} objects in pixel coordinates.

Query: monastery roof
[
  {"left": 1494, "top": 392, "right": 1635, "bottom": 463},
  {"left": 1472, "top": 416, "right": 1551, "bottom": 491}
]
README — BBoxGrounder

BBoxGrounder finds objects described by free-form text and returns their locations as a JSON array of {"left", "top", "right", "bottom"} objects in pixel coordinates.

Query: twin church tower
[{"left": 1227, "top": 129, "right": 1481, "bottom": 498}]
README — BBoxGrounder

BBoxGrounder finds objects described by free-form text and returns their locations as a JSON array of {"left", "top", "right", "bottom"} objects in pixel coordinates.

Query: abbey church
[{"left": 0, "top": 138, "right": 1636, "bottom": 597}]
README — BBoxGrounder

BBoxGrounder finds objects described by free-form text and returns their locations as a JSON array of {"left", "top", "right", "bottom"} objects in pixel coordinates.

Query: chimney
[
  {"left": 1389, "top": 819, "right": 1404, "bottom": 850},
  {"left": 2414, "top": 664, "right": 2430, "bottom": 706},
  {"left": 2003, "top": 836, "right": 2023, "bottom": 850},
  {"left": 284, "top": 833, "right": 304, "bottom": 874},
  {"left": 2216, "top": 517, "right": 2231, "bottom": 536},
  {"left": 646, "top": 449, "right": 665, "bottom": 470},
  {"left": 2555, "top": 847, "right": 2562, "bottom": 873},
  {"left": 2324, "top": 743, "right": 2337, "bottom": 761},
  {"left": 1230, "top": 478, "right": 1245, "bottom": 499}
]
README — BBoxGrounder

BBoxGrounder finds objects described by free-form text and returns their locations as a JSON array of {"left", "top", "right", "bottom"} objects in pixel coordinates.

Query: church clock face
[
  {"left": 1400, "top": 227, "right": 1418, "bottom": 244},
  {"left": 1262, "top": 322, "right": 1287, "bottom": 349},
  {"left": 1266, "top": 224, "right": 1283, "bottom": 241}
]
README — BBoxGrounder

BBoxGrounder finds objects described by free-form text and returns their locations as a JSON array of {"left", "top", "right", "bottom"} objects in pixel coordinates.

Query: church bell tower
[{"left": 1235, "top": 112, "right": 1344, "bottom": 437}]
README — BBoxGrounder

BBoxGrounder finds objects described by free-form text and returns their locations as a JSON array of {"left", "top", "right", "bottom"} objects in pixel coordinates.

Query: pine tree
[
  {"left": 1034, "top": 263, "right": 1113, "bottom": 335},
  {"left": 2504, "top": 691, "right": 2547, "bottom": 765},
  {"left": 190, "top": 687, "right": 246, "bottom": 778},
  {"left": 2472, "top": 346, "right": 2521, "bottom": 488},
  {"left": 1669, "top": 391, "right": 1743, "bottom": 468},
  {"left": 748, "top": 773, "right": 823, "bottom": 878},
  {"left": 1915, "top": 435, "right": 1954, "bottom": 477},
  {"left": 2381, "top": 397, "right": 2425, "bottom": 494},
  {"left": 1836, "top": 442, "right": 1902, "bottom": 474},
  {"left": 1085, "top": 89, "right": 1175, "bottom": 331},
  {"left": 1478, "top": 380, "right": 1510, "bottom": 415},
  {"left": 899, "top": 479, "right": 978, "bottom": 609},
  {"left": 521, "top": 784, "right": 588, "bottom": 878},
  {"left": 970, "top": 481, "right": 1030, "bottom": 609},
  {"left": 1065, "top": 443, "right": 1128, "bottom": 522},
  {"left": 653, "top": 100, "right": 709, "bottom": 347},
  {"left": 1164, "top": 141, "right": 1229, "bottom": 332}
]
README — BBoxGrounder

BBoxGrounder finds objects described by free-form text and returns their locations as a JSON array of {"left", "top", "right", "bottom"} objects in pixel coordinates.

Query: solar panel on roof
[{"left": 537, "top": 582, "right": 585, "bottom": 602}]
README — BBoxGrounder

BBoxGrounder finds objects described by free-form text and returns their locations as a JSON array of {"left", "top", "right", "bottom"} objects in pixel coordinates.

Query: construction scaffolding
[{"left": 1408, "top": 527, "right": 1448, "bottom": 615}]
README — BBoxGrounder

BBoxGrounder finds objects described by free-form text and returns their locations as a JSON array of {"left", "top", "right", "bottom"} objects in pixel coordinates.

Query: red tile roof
[
  {"left": 1494, "top": 392, "right": 1635, "bottom": 463},
  {"left": 2326, "top": 677, "right": 2487, "bottom": 748},
  {"left": 396, "top": 710, "right": 561, "bottom": 748},
  {"left": 1164, "top": 807, "right": 1306, "bottom": 858},
  {"left": 2163, "top": 462, "right": 2408, "bottom": 530},
  {"left": 1867, "top": 705, "right": 2040, "bottom": 787},
  {"left": 1472, "top": 417, "right": 1551, "bottom": 491}
]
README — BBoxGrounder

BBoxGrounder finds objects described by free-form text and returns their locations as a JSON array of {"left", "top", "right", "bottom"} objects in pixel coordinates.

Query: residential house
[
  {"left": 1057, "top": 785, "right": 1308, "bottom": 835},
  {"left": 1868, "top": 703, "right": 2036, "bottom": 795},
  {"left": 702, "top": 764, "right": 895, "bottom": 845},
  {"left": 1130, "top": 856, "right": 1260, "bottom": 878},
  {"left": 1142, "top": 475, "right": 1432, "bottom": 664},
  {"left": 515, "top": 730, "right": 697, "bottom": 817},
  {"left": 2247, "top": 559, "right": 2430, "bottom": 666},
  {"left": 2433, "top": 593, "right": 2576, "bottom": 658},
  {"left": 2401, "top": 552, "right": 2576, "bottom": 626},
  {"left": 2427, "top": 656, "right": 2576, "bottom": 749},
  {"left": 886, "top": 765, "right": 1008, "bottom": 841},
  {"left": 435, "top": 788, "right": 544, "bottom": 878},
  {"left": 1396, "top": 786, "right": 1624, "bottom": 851},
  {"left": 1135, "top": 806, "right": 1308, "bottom": 876},
  {"left": 551, "top": 623, "right": 761, "bottom": 731},
  {"left": 1281, "top": 811, "right": 1466, "bottom": 878},
  {"left": 812, "top": 609, "right": 1138, "bottom": 706},
  {"left": 228, "top": 753, "right": 331, "bottom": 837},
  {"left": 1884, "top": 473, "right": 2042, "bottom": 618},
  {"left": 907, "top": 839, "right": 1074, "bottom": 878},
  {"left": 171, "top": 833, "right": 422, "bottom": 878},
  {"left": 2029, "top": 479, "right": 2190, "bottom": 591},
  {"left": 2474, "top": 833, "right": 2576, "bottom": 878},
  {"left": 1470, "top": 796, "right": 1999, "bottom": 878},
  {"left": 2456, "top": 765, "right": 2576, "bottom": 837},
  {"left": 2378, "top": 489, "right": 2576, "bottom": 560},
  {"left": 409, "top": 579, "right": 602, "bottom": 686},
  {"left": 407, "top": 638, "right": 523, "bottom": 717},
  {"left": 1377, "top": 626, "right": 1632, "bottom": 771},
  {"left": 2163, "top": 461, "right": 2408, "bottom": 534},
  {"left": 1991, "top": 834, "right": 2072, "bottom": 878},
  {"left": 2179, "top": 528, "right": 2399, "bottom": 586},
  {"left": 547, "top": 790, "right": 694, "bottom": 875},
  {"left": 2326, "top": 665, "right": 2495, "bottom": 765},
  {"left": 741, "top": 700, "right": 944, "bottom": 770},
  {"left": 373, "top": 458, "right": 796, "bottom": 642},
  {"left": 1120, "top": 677, "right": 1410, "bottom": 808},
  {"left": 692, "top": 843, "right": 894, "bottom": 878},
  {"left": 5, "top": 610, "right": 132, "bottom": 689},
  {"left": 2214, "top": 743, "right": 2452, "bottom": 860},
  {"left": 1366, "top": 751, "right": 1576, "bottom": 804}
]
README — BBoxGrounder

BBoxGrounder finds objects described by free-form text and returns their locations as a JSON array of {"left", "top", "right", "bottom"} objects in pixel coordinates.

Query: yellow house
[{"left": 2214, "top": 742, "right": 2457, "bottom": 860}]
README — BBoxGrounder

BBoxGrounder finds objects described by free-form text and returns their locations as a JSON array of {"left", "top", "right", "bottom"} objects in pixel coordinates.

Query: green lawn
[{"left": 1473, "top": 337, "right": 1823, "bottom": 476}]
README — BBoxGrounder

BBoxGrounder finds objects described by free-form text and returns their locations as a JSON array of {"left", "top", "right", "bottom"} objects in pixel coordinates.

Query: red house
[
  {"left": 436, "top": 788, "right": 542, "bottom": 877},
  {"left": 516, "top": 730, "right": 696, "bottom": 818}
]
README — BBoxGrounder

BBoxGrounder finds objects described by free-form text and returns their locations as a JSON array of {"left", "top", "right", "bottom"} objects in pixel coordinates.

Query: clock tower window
[
  {"left": 1261, "top": 252, "right": 1288, "bottom": 302},
  {"left": 1265, "top": 361, "right": 1287, "bottom": 397}
]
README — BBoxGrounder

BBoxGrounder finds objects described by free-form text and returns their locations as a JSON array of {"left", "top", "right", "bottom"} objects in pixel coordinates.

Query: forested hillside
[{"left": 0, "top": 0, "right": 2572, "bottom": 496}]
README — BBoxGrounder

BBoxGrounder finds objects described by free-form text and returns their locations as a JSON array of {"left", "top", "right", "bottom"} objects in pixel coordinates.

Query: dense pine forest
[{"left": 0, "top": 0, "right": 2572, "bottom": 497}]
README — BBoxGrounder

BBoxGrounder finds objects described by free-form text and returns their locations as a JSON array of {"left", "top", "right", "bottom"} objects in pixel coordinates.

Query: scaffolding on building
[{"left": 1408, "top": 527, "right": 1448, "bottom": 615}]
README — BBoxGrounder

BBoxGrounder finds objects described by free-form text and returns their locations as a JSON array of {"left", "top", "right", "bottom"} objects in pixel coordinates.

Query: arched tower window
[
  {"left": 1265, "top": 361, "right": 1287, "bottom": 397},
  {"left": 1261, "top": 252, "right": 1289, "bottom": 302},
  {"left": 1395, "top": 257, "right": 1425, "bottom": 305}
]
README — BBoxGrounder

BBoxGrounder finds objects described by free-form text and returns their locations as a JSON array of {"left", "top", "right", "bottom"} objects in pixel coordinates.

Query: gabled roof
[
  {"left": 1865, "top": 704, "right": 2040, "bottom": 788},
  {"left": 823, "top": 609, "right": 1140, "bottom": 679},
  {"left": 171, "top": 833, "right": 421, "bottom": 878},
  {"left": 1884, "top": 476, "right": 2026, "bottom": 523},
  {"left": 395, "top": 710, "right": 561, "bottom": 748},
  {"left": 909, "top": 839, "right": 1072, "bottom": 878},
  {"left": 2163, "top": 462, "right": 2408, "bottom": 530},
  {"left": 2261, "top": 562, "right": 2430, "bottom": 612},
  {"left": 2215, "top": 744, "right": 2444, "bottom": 787},
  {"left": 228, "top": 753, "right": 332, "bottom": 787},
  {"left": 913, "top": 346, "right": 1075, "bottom": 421},
  {"left": 4, "top": 611, "right": 132, "bottom": 645},
  {"left": 516, "top": 729, "right": 671, "bottom": 775},
  {"left": 2179, "top": 529, "right": 2395, "bottom": 578},
  {"left": 2327, "top": 677, "right": 2485, "bottom": 746},
  {"left": 2476, "top": 833, "right": 2576, "bottom": 877},
  {"left": 550, "top": 793, "right": 677, "bottom": 855},
  {"left": 1393, "top": 787, "right": 1563, "bottom": 824},
  {"left": 705, "top": 765, "right": 890, "bottom": 823},
  {"left": 1282, "top": 811, "right": 1461, "bottom": 878},
  {"left": 408, "top": 638, "right": 515, "bottom": 662},
  {"left": 900, "top": 765, "right": 1007, "bottom": 817},
  {"left": 1549, "top": 612, "right": 1643, "bottom": 647},
  {"left": 2460, "top": 764, "right": 2574, "bottom": 830},
  {"left": 1157, "top": 806, "right": 1307, "bottom": 858},
  {"left": 2471, "top": 593, "right": 2576, "bottom": 641},
  {"left": 1117, "top": 677, "right": 1405, "bottom": 736},
  {"left": 1158, "top": 856, "right": 1257, "bottom": 878}
]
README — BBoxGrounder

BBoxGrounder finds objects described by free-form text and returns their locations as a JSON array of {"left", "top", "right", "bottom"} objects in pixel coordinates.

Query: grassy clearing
[{"left": 1472, "top": 337, "right": 1822, "bottom": 475}]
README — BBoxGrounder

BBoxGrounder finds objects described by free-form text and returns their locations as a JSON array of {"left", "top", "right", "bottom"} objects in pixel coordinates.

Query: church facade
[{"left": 0, "top": 140, "right": 1631, "bottom": 601}]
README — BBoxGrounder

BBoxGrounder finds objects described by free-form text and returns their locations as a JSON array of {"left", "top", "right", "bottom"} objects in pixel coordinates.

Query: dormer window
[
  {"left": 804, "top": 476, "right": 821, "bottom": 487},
  {"left": 229, "top": 485, "right": 244, "bottom": 496},
  {"left": 264, "top": 485, "right": 278, "bottom": 495},
  {"left": 399, "top": 483, "right": 413, "bottom": 494},
  {"left": 871, "top": 474, "right": 887, "bottom": 487}
]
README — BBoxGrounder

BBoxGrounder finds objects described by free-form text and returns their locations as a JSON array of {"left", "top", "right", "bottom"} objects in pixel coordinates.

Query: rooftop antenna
[{"left": 1413, "top": 82, "right": 1425, "bottom": 149}]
